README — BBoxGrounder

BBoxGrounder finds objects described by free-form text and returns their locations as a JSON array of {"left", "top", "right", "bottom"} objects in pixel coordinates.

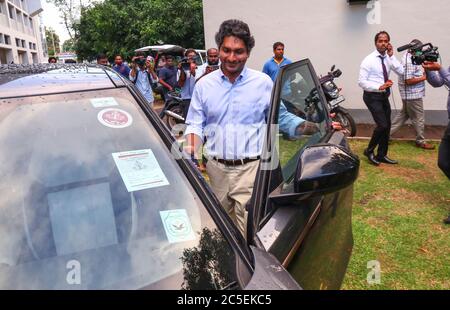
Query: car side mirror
[{"left": 294, "top": 144, "right": 359, "bottom": 196}]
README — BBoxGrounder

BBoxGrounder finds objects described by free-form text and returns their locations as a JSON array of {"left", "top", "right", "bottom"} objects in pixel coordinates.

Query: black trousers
[
  {"left": 363, "top": 91, "right": 391, "bottom": 158},
  {"left": 438, "top": 120, "right": 450, "bottom": 179}
]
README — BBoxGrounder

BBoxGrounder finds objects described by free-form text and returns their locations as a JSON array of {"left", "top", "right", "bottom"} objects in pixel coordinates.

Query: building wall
[
  {"left": 203, "top": 0, "right": 450, "bottom": 125},
  {"left": 0, "top": 0, "right": 45, "bottom": 65}
]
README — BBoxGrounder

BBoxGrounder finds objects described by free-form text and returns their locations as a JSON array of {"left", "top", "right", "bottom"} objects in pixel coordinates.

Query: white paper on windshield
[
  {"left": 160, "top": 209, "right": 196, "bottom": 243},
  {"left": 90, "top": 97, "right": 119, "bottom": 108},
  {"left": 112, "top": 149, "right": 169, "bottom": 192}
]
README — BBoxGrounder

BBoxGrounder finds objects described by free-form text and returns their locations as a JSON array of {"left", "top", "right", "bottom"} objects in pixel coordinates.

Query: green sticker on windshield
[
  {"left": 90, "top": 97, "right": 119, "bottom": 108},
  {"left": 160, "top": 209, "right": 196, "bottom": 243}
]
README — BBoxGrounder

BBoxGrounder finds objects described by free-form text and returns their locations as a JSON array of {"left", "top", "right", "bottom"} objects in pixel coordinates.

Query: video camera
[{"left": 397, "top": 40, "right": 440, "bottom": 65}]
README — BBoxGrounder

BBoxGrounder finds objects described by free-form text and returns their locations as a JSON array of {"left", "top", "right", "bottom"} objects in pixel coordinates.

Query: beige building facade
[{"left": 0, "top": 0, "right": 45, "bottom": 65}]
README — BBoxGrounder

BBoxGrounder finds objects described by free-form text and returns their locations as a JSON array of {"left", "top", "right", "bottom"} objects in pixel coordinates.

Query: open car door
[{"left": 247, "top": 59, "right": 360, "bottom": 290}]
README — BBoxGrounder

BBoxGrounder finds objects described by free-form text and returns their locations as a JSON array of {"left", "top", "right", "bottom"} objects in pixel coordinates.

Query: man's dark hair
[
  {"left": 48, "top": 56, "right": 57, "bottom": 63},
  {"left": 374, "top": 31, "right": 390, "bottom": 43},
  {"left": 97, "top": 53, "right": 108, "bottom": 61},
  {"left": 165, "top": 55, "right": 174, "bottom": 61},
  {"left": 215, "top": 19, "right": 255, "bottom": 53},
  {"left": 273, "top": 42, "right": 284, "bottom": 50},
  {"left": 185, "top": 48, "right": 196, "bottom": 57},
  {"left": 207, "top": 48, "right": 218, "bottom": 55}
]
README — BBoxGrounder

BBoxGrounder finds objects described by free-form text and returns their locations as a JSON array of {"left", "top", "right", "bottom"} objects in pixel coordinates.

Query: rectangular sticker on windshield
[
  {"left": 112, "top": 149, "right": 169, "bottom": 192},
  {"left": 90, "top": 97, "right": 119, "bottom": 108},
  {"left": 160, "top": 209, "right": 196, "bottom": 243}
]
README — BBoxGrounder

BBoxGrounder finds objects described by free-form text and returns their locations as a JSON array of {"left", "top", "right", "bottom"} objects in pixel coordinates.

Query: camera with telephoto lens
[{"left": 397, "top": 39, "right": 440, "bottom": 65}]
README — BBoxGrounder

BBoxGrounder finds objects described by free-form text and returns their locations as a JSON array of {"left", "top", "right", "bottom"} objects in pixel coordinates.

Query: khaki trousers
[
  {"left": 390, "top": 98, "right": 426, "bottom": 144},
  {"left": 206, "top": 159, "right": 260, "bottom": 239}
]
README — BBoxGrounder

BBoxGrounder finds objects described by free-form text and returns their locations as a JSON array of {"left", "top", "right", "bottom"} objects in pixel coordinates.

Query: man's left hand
[{"left": 422, "top": 61, "right": 441, "bottom": 71}]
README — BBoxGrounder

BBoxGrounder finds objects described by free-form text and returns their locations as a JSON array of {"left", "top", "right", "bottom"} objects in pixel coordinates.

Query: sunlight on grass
[{"left": 342, "top": 140, "right": 450, "bottom": 290}]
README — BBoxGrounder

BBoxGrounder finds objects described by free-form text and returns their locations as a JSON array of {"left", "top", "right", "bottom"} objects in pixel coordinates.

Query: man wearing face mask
[{"left": 129, "top": 52, "right": 158, "bottom": 107}]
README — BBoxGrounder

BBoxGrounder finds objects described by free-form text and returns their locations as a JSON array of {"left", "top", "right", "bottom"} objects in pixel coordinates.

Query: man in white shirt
[{"left": 358, "top": 31, "right": 404, "bottom": 166}]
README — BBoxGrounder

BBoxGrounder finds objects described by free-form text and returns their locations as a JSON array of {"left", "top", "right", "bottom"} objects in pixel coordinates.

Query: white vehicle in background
[
  {"left": 56, "top": 52, "right": 77, "bottom": 63},
  {"left": 135, "top": 45, "right": 205, "bottom": 66}
]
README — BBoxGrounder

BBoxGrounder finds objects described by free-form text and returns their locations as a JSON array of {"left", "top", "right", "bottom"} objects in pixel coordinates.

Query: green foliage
[
  {"left": 45, "top": 28, "right": 60, "bottom": 56},
  {"left": 62, "top": 39, "right": 76, "bottom": 52},
  {"left": 342, "top": 140, "right": 450, "bottom": 290},
  {"left": 74, "top": 0, "right": 204, "bottom": 61}
]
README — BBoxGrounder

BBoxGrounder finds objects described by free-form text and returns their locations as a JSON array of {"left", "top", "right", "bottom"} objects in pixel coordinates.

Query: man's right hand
[{"left": 379, "top": 80, "right": 393, "bottom": 91}]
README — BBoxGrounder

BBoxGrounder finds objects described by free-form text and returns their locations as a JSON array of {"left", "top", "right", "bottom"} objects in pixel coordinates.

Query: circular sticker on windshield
[{"left": 97, "top": 108, "right": 133, "bottom": 129}]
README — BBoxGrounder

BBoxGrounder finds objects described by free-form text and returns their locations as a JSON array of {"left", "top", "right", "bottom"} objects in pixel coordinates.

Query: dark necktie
[{"left": 379, "top": 55, "right": 390, "bottom": 96}]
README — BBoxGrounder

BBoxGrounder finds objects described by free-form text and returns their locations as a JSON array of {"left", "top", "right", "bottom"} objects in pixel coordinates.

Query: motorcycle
[
  {"left": 319, "top": 65, "right": 357, "bottom": 137},
  {"left": 162, "top": 90, "right": 187, "bottom": 134}
]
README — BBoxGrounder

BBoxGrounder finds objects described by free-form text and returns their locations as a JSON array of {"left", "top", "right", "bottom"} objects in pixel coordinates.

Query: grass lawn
[{"left": 342, "top": 139, "right": 450, "bottom": 290}]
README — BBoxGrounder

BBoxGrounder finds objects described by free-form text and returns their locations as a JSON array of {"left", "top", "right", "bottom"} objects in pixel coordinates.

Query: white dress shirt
[{"left": 358, "top": 50, "right": 404, "bottom": 92}]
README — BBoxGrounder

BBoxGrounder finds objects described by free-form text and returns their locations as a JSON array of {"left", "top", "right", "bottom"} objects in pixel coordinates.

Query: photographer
[
  {"left": 198, "top": 48, "right": 220, "bottom": 79},
  {"left": 390, "top": 40, "right": 435, "bottom": 150},
  {"left": 422, "top": 60, "right": 450, "bottom": 224},
  {"left": 129, "top": 52, "right": 158, "bottom": 107},
  {"left": 178, "top": 49, "right": 200, "bottom": 119}
]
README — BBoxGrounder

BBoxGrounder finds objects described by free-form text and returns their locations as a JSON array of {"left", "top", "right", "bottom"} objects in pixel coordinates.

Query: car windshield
[{"left": 0, "top": 87, "right": 239, "bottom": 289}]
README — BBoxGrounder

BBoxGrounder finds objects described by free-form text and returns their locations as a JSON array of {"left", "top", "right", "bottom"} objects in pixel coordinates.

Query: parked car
[{"left": 0, "top": 61, "right": 359, "bottom": 289}]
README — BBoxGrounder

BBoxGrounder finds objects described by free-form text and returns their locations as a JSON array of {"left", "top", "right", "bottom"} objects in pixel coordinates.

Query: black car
[{"left": 0, "top": 61, "right": 359, "bottom": 289}]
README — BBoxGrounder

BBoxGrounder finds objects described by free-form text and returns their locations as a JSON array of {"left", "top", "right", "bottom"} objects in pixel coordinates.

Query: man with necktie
[{"left": 358, "top": 31, "right": 404, "bottom": 165}]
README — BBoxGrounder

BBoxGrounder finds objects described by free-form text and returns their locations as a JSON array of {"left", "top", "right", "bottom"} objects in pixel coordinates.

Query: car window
[
  {"left": 0, "top": 88, "right": 240, "bottom": 289},
  {"left": 276, "top": 63, "right": 328, "bottom": 183}
]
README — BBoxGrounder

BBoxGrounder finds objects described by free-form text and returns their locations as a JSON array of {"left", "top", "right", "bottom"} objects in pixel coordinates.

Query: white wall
[{"left": 203, "top": 0, "right": 450, "bottom": 124}]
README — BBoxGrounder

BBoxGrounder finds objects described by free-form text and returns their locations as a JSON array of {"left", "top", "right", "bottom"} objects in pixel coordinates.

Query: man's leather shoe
[
  {"left": 444, "top": 215, "right": 450, "bottom": 225},
  {"left": 416, "top": 142, "right": 435, "bottom": 150},
  {"left": 364, "top": 149, "right": 380, "bottom": 166},
  {"left": 378, "top": 156, "right": 398, "bottom": 164}
]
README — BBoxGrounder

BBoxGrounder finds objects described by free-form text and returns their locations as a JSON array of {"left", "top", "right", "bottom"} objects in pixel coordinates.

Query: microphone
[
  {"left": 397, "top": 39, "right": 423, "bottom": 52},
  {"left": 397, "top": 43, "right": 415, "bottom": 52}
]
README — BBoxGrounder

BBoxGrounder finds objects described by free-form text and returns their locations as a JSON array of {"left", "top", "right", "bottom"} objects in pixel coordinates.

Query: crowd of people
[{"left": 56, "top": 20, "right": 448, "bottom": 230}]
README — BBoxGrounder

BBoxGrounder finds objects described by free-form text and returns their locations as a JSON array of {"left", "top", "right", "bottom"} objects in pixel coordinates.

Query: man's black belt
[
  {"left": 212, "top": 156, "right": 261, "bottom": 166},
  {"left": 364, "top": 90, "right": 388, "bottom": 96}
]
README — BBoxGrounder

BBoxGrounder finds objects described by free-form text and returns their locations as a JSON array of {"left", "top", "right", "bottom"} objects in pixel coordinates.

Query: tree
[
  {"left": 74, "top": 0, "right": 204, "bottom": 61},
  {"left": 62, "top": 38, "right": 76, "bottom": 52},
  {"left": 46, "top": 0, "right": 95, "bottom": 40},
  {"left": 46, "top": 28, "right": 61, "bottom": 56}
]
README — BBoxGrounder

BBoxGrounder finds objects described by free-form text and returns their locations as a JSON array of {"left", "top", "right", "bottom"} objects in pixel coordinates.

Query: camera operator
[
  {"left": 390, "top": 40, "right": 435, "bottom": 150},
  {"left": 129, "top": 51, "right": 158, "bottom": 107},
  {"left": 178, "top": 49, "right": 200, "bottom": 119},
  {"left": 422, "top": 60, "right": 450, "bottom": 224}
]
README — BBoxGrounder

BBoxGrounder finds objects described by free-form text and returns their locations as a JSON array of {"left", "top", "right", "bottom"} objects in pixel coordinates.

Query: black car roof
[{"left": 0, "top": 64, "right": 126, "bottom": 99}]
